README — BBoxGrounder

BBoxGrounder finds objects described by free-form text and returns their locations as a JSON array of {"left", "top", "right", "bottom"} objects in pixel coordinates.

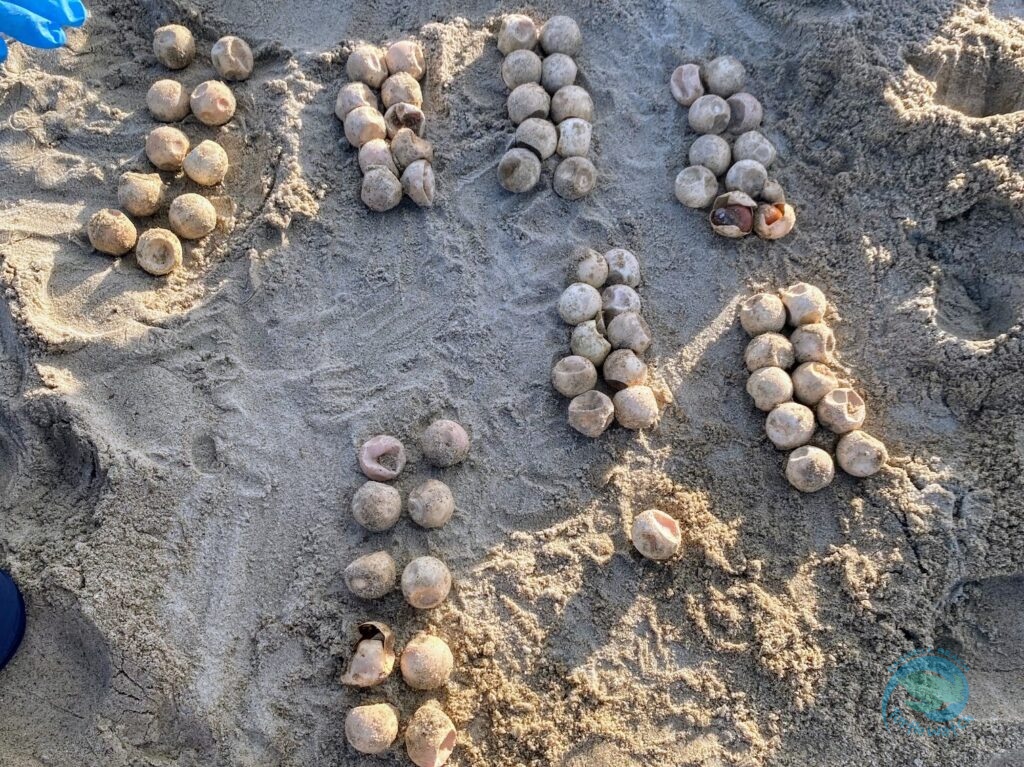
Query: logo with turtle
[{"left": 882, "top": 648, "right": 973, "bottom": 736}]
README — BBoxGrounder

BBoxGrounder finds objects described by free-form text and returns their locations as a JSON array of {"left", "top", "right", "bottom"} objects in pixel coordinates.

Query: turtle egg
[
  {"left": 498, "top": 148, "right": 541, "bottom": 193},
  {"left": 688, "top": 94, "right": 730, "bottom": 134},
  {"left": 791, "top": 361, "right": 838, "bottom": 406},
  {"left": 539, "top": 15, "right": 581, "bottom": 56},
  {"left": 576, "top": 247, "right": 608, "bottom": 287},
  {"left": 168, "top": 193, "right": 217, "bottom": 240},
  {"left": 507, "top": 83, "right": 550, "bottom": 124},
  {"left": 385, "top": 102, "right": 425, "bottom": 138},
  {"left": 726, "top": 93, "right": 762, "bottom": 133},
  {"left": 153, "top": 24, "right": 195, "bottom": 70},
  {"left": 754, "top": 202, "right": 796, "bottom": 240},
  {"left": 346, "top": 703, "right": 399, "bottom": 755},
  {"left": 183, "top": 140, "right": 229, "bottom": 186},
  {"left": 362, "top": 168, "right": 404, "bottom": 212},
  {"left": 733, "top": 130, "right": 777, "bottom": 168},
  {"left": 336, "top": 82, "right": 378, "bottom": 120},
  {"left": 552, "top": 355, "right": 598, "bottom": 397},
  {"left": 147, "top": 79, "right": 190, "bottom": 122},
  {"left": 704, "top": 55, "right": 746, "bottom": 97},
  {"left": 359, "top": 139, "right": 399, "bottom": 176},
  {"left": 497, "top": 14, "right": 538, "bottom": 55},
  {"left": 351, "top": 480, "right": 402, "bottom": 531},
  {"left": 382, "top": 72, "right": 423, "bottom": 109},
  {"left": 603, "top": 248, "right": 640, "bottom": 287},
  {"left": 402, "top": 556, "right": 452, "bottom": 609},
  {"left": 780, "top": 282, "right": 827, "bottom": 326},
  {"left": 570, "top": 320, "right": 611, "bottom": 365},
  {"left": 607, "top": 312, "right": 652, "bottom": 355},
  {"left": 345, "top": 105, "right": 387, "bottom": 148},
  {"left": 118, "top": 172, "right": 163, "bottom": 217},
  {"left": 725, "top": 159, "right": 767, "bottom": 197},
  {"left": 342, "top": 622, "right": 396, "bottom": 687},
  {"left": 614, "top": 385, "right": 659, "bottom": 430},
  {"left": 406, "top": 702, "right": 457, "bottom": 767},
  {"left": 710, "top": 190, "right": 756, "bottom": 237},
  {"left": 421, "top": 419, "right": 470, "bottom": 467},
  {"left": 602, "top": 284, "right": 641, "bottom": 320},
  {"left": 791, "top": 323, "right": 835, "bottom": 363},
  {"left": 631, "top": 509, "right": 681, "bottom": 561},
  {"left": 401, "top": 160, "right": 435, "bottom": 207},
  {"left": 550, "top": 85, "right": 593, "bottom": 123},
  {"left": 765, "top": 402, "right": 815, "bottom": 450},
  {"left": 558, "top": 282, "right": 602, "bottom": 324},
  {"left": 670, "top": 63, "right": 704, "bottom": 107},
  {"left": 568, "top": 390, "right": 615, "bottom": 438},
  {"left": 689, "top": 134, "right": 731, "bottom": 176},
  {"left": 344, "top": 551, "right": 397, "bottom": 599},
  {"left": 502, "top": 49, "right": 542, "bottom": 90},
  {"left": 817, "top": 388, "right": 866, "bottom": 434},
  {"left": 744, "top": 332, "right": 794, "bottom": 371},
  {"left": 786, "top": 446, "right": 835, "bottom": 493},
  {"left": 386, "top": 39, "right": 426, "bottom": 80},
  {"left": 603, "top": 349, "right": 648, "bottom": 390},
  {"left": 542, "top": 53, "right": 577, "bottom": 93},
  {"left": 359, "top": 435, "right": 407, "bottom": 481},
  {"left": 408, "top": 479, "right": 455, "bottom": 529},
  {"left": 836, "top": 431, "right": 888, "bottom": 477},
  {"left": 347, "top": 45, "right": 388, "bottom": 88},
  {"left": 746, "top": 366, "right": 793, "bottom": 411},
  {"left": 211, "top": 36, "right": 254, "bottom": 81},
  {"left": 738, "top": 292, "right": 786, "bottom": 335},
  {"left": 556, "top": 118, "right": 591, "bottom": 158},
  {"left": 87, "top": 209, "right": 137, "bottom": 256},
  {"left": 135, "top": 228, "right": 182, "bottom": 276},
  {"left": 391, "top": 128, "right": 433, "bottom": 171},
  {"left": 675, "top": 166, "right": 718, "bottom": 209},
  {"left": 146, "top": 126, "right": 190, "bottom": 171},
  {"left": 515, "top": 117, "right": 557, "bottom": 160},
  {"left": 401, "top": 633, "right": 454, "bottom": 690},
  {"left": 190, "top": 81, "right": 236, "bottom": 127},
  {"left": 553, "top": 157, "right": 597, "bottom": 200}
]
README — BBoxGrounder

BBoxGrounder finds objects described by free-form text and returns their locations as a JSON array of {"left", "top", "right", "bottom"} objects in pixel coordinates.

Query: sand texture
[{"left": 1, "top": 0, "right": 1024, "bottom": 764}]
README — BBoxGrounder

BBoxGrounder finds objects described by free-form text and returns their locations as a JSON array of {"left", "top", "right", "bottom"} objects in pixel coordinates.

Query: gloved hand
[{"left": 0, "top": 0, "right": 87, "bottom": 62}]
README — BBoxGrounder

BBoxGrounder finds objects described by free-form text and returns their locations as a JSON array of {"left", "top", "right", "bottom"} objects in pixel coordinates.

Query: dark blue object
[{"left": 0, "top": 570, "right": 26, "bottom": 670}]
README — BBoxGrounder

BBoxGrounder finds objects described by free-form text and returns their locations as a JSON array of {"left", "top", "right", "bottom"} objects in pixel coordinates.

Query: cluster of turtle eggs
[
  {"left": 740, "top": 283, "right": 889, "bottom": 492},
  {"left": 496, "top": 14, "right": 597, "bottom": 200},
  {"left": 86, "top": 24, "right": 251, "bottom": 276},
  {"left": 343, "top": 419, "right": 468, "bottom": 766},
  {"left": 336, "top": 40, "right": 435, "bottom": 212},
  {"left": 553, "top": 248, "right": 662, "bottom": 437},
  {"left": 671, "top": 56, "right": 795, "bottom": 240}
]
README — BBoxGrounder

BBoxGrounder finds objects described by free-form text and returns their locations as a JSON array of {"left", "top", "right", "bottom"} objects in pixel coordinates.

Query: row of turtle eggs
[
  {"left": 671, "top": 56, "right": 796, "bottom": 240},
  {"left": 343, "top": 623, "right": 457, "bottom": 766},
  {"left": 86, "top": 26, "right": 251, "bottom": 275},
  {"left": 740, "top": 284, "right": 889, "bottom": 492},
  {"left": 336, "top": 41, "right": 436, "bottom": 211},
  {"left": 553, "top": 248, "right": 662, "bottom": 437},
  {"left": 346, "top": 422, "right": 467, "bottom": 766},
  {"left": 496, "top": 14, "right": 597, "bottom": 200}
]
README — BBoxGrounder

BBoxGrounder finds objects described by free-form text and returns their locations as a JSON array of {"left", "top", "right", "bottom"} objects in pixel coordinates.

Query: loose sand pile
[{"left": 1, "top": 0, "right": 1023, "bottom": 764}]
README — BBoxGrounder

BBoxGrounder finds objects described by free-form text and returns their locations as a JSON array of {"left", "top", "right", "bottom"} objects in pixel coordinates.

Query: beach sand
[{"left": 1, "top": 0, "right": 1023, "bottom": 764}]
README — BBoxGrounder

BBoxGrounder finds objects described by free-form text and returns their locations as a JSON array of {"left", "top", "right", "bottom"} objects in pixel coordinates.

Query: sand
[{"left": 1, "top": 0, "right": 1023, "bottom": 764}]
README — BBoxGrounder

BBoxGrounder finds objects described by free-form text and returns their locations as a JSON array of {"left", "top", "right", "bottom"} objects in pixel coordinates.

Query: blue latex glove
[{"left": 0, "top": 0, "right": 87, "bottom": 62}]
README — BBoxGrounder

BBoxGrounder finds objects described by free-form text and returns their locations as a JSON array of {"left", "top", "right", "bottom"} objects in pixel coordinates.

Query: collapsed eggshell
[
  {"left": 190, "top": 80, "right": 237, "bottom": 127},
  {"left": 570, "top": 320, "right": 611, "bottom": 365},
  {"left": 402, "top": 159, "right": 435, "bottom": 207},
  {"left": 515, "top": 117, "right": 558, "bottom": 160},
  {"left": 780, "top": 282, "right": 828, "bottom": 326},
  {"left": 405, "top": 702, "right": 457, "bottom": 767},
  {"left": 211, "top": 35, "right": 254, "bottom": 81},
  {"left": 670, "top": 63, "right": 704, "bottom": 107},
  {"left": 816, "top": 387, "right": 866, "bottom": 434},
  {"left": 341, "top": 622, "right": 395, "bottom": 687},
  {"left": 607, "top": 312, "right": 652, "bottom": 355},
  {"left": 631, "top": 509, "right": 681, "bottom": 561},
  {"left": 602, "top": 349, "right": 648, "bottom": 390},
  {"left": 391, "top": 128, "right": 433, "bottom": 171},
  {"left": 135, "top": 228, "right": 182, "bottom": 276},
  {"left": 744, "top": 332, "right": 795, "bottom": 371},
  {"left": 567, "top": 390, "right": 614, "bottom": 438},
  {"left": 386, "top": 39, "right": 426, "bottom": 80},
  {"left": 602, "top": 284, "right": 641, "bottom": 320},
  {"left": 726, "top": 92, "right": 763, "bottom": 133},
  {"left": 358, "top": 435, "right": 407, "bottom": 481},
  {"left": 384, "top": 102, "right": 425, "bottom": 138},
  {"left": 791, "top": 323, "right": 836, "bottom": 363},
  {"left": 336, "top": 82, "right": 378, "bottom": 120},
  {"left": 790, "top": 361, "right": 839, "bottom": 405},
  {"left": 575, "top": 248, "right": 608, "bottom": 287}
]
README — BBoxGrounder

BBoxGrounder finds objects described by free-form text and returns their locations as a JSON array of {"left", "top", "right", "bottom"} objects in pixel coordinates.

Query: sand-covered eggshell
[
  {"left": 498, "top": 148, "right": 541, "bottom": 193},
  {"left": 135, "top": 228, "right": 182, "bottom": 276},
  {"left": 147, "top": 79, "right": 191, "bottom": 122},
  {"left": 502, "top": 49, "right": 542, "bottom": 89},
  {"left": 575, "top": 248, "right": 608, "bottom": 288},
  {"left": 552, "top": 355, "right": 598, "bottom": 398},
  {"left": 421, "top": 419, "right": 470, "bottom": 467},
  {"left": 550, "top": 85, "right": 593, "bottom": 123},
  {"left": 567, "top": 390, "right": 614, "bottom": 438},
  {"left": 816, "top": 388, "right": 866, "bottom": 434},
  {"left": 362, "top": 168, "right": 404, "bottom": 212},
  {"left": 738, "top": 293, "right": 786, "bottom": 336},
  {"left": 344, "top": 551, "right": 397, "bottom": 599},
  {"left": 675, "top": 166, "right": 718, "bottom": 209},
  {"left": 791, "top": 361, "right": 839, "bottom": 406},
  {"left": 704, "top": 55, "right": 746, "bottom": 97},
  {"left": 507, "top": 83, "right": 550, "bottom": 125},
  {"left": 386, "top": 39, "right": 426, "bottom": 80},
  {"left": 406, "top": 702, "right": 457, "bottom": 767},
  {"left": 746, "top": 366, "right": 793, "bottom": 411},
  {"left": 542, "top": 53, "right": 577, "bottom": 93},
  {"left": 497, "top": 14, "right": 538, "bottom": 55},
  {"left": 168, "top": 193, "right": 217, "bottom": 240},
  {"left": 211, "top": 36, "right": 254, "bottom": 81},
  {"left": 400, "top": 633, "right": 454, "bottom": 690},
  {"left": 336, "top": 82, "right": 378, "bottom": 120},
  {"left": 146, "top": 125, "right": 190, "bottom": 171},
  {"left": 87, "top": 209, "right": 137, "bottom": 256},
  {"left": 402, "top": 556, "right": 452, "bottom": 609},
  {"left": 183, "top": 140, "right": 229, "bottom": 186},
  {"left": 515, "top": 117, "right": 558, "bottom": 160},
  {"left": 408, "top": 479, "right": 455, "bottom": 529},
  {"left": 744, "top": 332, "right": 794, "bottom": 371},
  {"left": 539, "top": 15, "right": 581, "bottom": 56},
  {"left": 351, "top": 481, "right": 402, "bottom": 531},
  {"left": 346, "top": 703, "right": 399, "bottom": 755},
  {"left": 688, "top": 94, "right": 730, "bottom": 134},
  {"left": 791, "top": 323, "right": 836, "bottom": 363},
  {"left": 153, "top": 24, "right": 195, "bottom": 70},
  {"left": 190, "top": 81, "right": 237, "bottom": 126},
  {"left": 786, "top": 446, "right": 835, "bottom": 493},
  {"left": 765, "top": 402, "right": 815, "bottom": 450},
  {"left": 613, "top": 386, "right": 659, "bottom": 430},
  {"left": 631, "top": 509, "right": 681, "bottom": 561},
  {"left": 836, "top": 430, "right": 888, "bottom": 477},
  {"left": 552, "top": 156, "right": 597, "bottom": 200},
  {"left": 348, "top": 45, "right": 388, "bottom": 88},
  {"left": 118, "top": 172, "right": 164, "bottom": 217}
]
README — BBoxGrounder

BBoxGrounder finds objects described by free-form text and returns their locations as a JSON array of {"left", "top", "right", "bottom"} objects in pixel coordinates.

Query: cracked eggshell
[
  {"left": 406, "top": 702, "right": 457, "bottom": 767},
  {"left": 791, "top": 362, "right": 839, "bottom": 405},
  {"left": 385, "top": 102, "right": 425, "bottom": 138},
  {"left": 791, "top": 323, "right": 836, "bottom": 363},
  {"left": 670, "top": 63, "right": 704, "bottom": 107},
  {"left": 754, "top": 202, "right": 796, "bottom": 240},
  {"left": 709, "top": 190, "right": 756, "bottom": 238},
  {"left": 558, "top": 282, "right": 602, "bottom": 324},
  {"left": 726, "top": 92, "right": 762, "bottom": 133},
  {"left": 836, "top": 430, "right": 888, "bottom": 477},
  {"left": 567, "top": 390, "right": 614, "bottom": 438},
  {"left": 570, "top": 320, "right": 611, "bottom": 365},
  {"left": 675, "top": 165, "right": 718, "bottom": 209},
  {"left": 786, "top": 446, "right": 835, "bottom": 493},
  {"left": 744, "top": 332, "right": 795, "bottom": 371},
  {"left": 135, "top": 228, "right": 182, "bottom": 276},
  {"left": 515, "top": 117, "right": 557, "bottom": 160},
  {"left": 341, "top": 622, "right": 395, "bottom": 687},
  {"left": 401, "top": 160, "right": 435, "bottom": 207},
  {"left": 602, "top": 349, "right": 648, "bottom": 390},
  {"left": 738, "top": 293, "right": 786, "bottom": 336},
  {"left": 631, "top": 509, "right": 681, "bottom": 560},
  {"left": 552, "top": 355, "right": 598, "bottom": 398},
  {"left": 391, "top": 128, "right": 433, "bottom": 171},
  {"left": 816, "top": 387, "right": 866, "bottom": 434},
  {"left": 780, "top": 282, "right": 828, "bottom": 326},
  {"left": 765, "top": 402, "right": 815, "bottom": 450}
]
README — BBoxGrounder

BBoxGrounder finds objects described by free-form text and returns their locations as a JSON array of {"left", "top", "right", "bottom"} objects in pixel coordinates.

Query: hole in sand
[{"left": 906, "top": 31, "right": 1024, "bottom": 117}]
